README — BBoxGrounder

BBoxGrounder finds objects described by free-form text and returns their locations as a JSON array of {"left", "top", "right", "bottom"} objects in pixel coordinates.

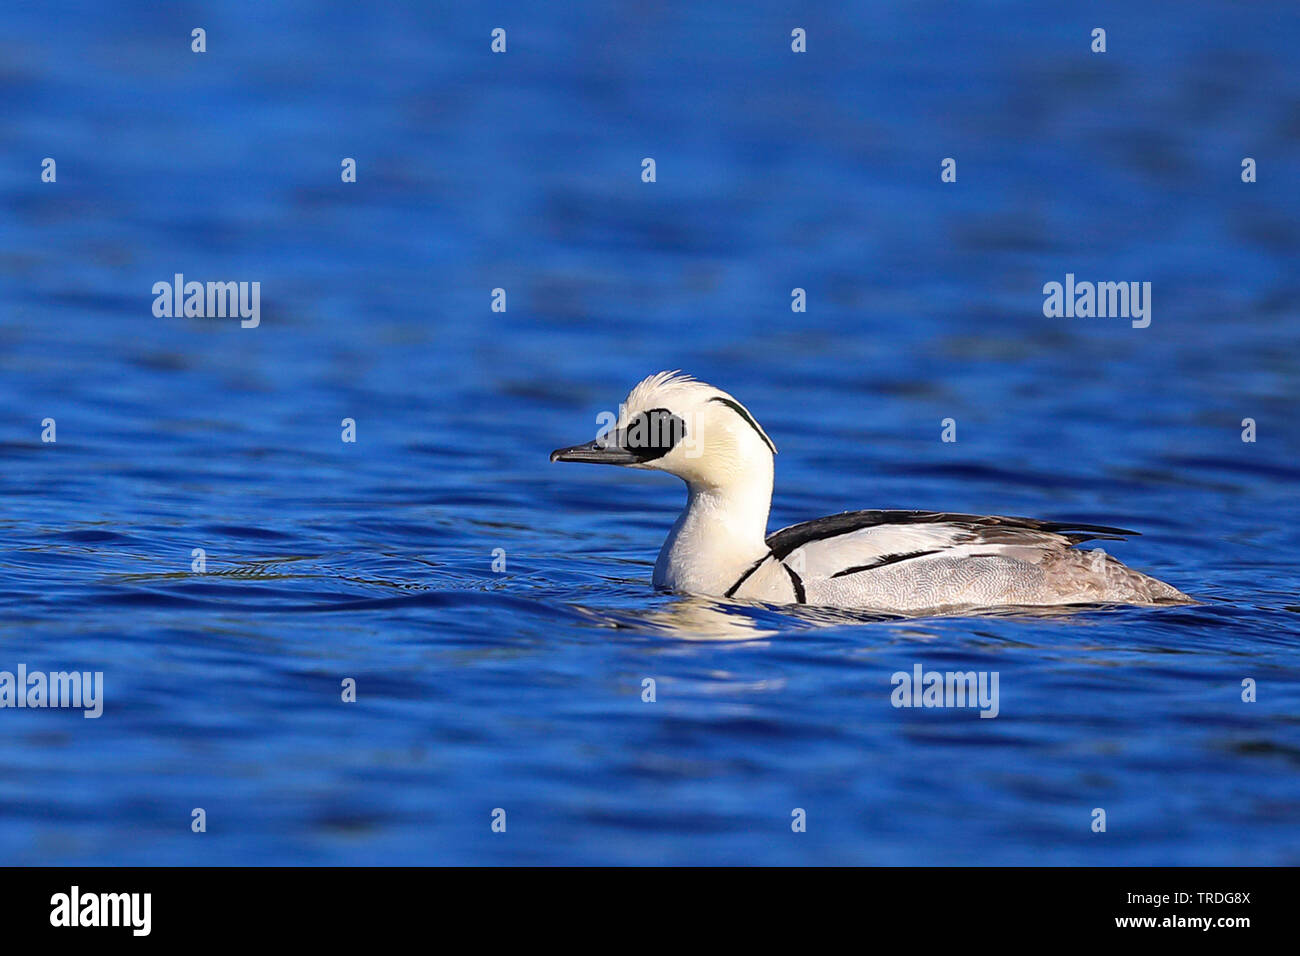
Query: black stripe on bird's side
[
  {"left": 709, "top": 397, "right": 776, "bottom": 455},
  {"left": 829, "top": 549, "right": 942, "bottom": 578},
  {"left": 725, "top": 553, "right": 770, "bottom": 598},
  {"left": 783, "top": 563, "right": 806, "bottom": 603}
]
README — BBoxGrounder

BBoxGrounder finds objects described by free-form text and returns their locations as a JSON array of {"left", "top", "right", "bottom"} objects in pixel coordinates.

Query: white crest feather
[{"left": 623, "top": 370, "right": 699, "bottom": 411}]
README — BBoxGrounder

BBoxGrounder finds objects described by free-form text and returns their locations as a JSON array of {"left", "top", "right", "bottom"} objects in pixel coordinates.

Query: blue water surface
[{"left": 1, "top": 1, "right": 1299, "bottom": 865}]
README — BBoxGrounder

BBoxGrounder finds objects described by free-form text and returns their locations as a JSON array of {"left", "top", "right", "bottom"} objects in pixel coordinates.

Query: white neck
[{"left": 652, "top": 460, "right": 773, "bottom": 596}]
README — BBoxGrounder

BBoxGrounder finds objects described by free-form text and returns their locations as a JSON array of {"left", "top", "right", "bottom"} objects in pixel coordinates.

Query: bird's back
[{"left": 728, "top": 510, "right": 1190, "bottom": 611}]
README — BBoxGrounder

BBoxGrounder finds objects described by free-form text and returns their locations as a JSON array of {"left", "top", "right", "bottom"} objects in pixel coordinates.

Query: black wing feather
[{"left": 765, "top": 510, "right": 1137, "bottom": 559}]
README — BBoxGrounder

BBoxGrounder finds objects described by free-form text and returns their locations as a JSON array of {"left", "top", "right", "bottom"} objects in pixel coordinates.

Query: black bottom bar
[{"left": 1, "top": 866, "right": 1281, "bottom": 942}]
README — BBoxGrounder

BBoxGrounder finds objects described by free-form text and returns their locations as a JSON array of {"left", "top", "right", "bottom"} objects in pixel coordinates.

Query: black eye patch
[{"left": 621, "top": 407, "right": 687, "bottom": 461}]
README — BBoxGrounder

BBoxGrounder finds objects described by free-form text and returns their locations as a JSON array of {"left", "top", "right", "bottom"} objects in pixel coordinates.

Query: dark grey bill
[{"left": 549, "top": 439, "right": 639, "bottom": 465}]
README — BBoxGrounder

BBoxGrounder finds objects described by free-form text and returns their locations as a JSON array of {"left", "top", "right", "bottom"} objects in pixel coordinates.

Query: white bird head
[{"left": 550, "top": 371, "right": 776, "bottom": 490}]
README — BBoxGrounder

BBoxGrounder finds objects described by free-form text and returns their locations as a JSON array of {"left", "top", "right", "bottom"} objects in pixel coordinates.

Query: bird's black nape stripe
[
  {"left": 709, "top": 397, "right": 776, "bottom": 454},
  {"left": 725, "top": 553, "right": 770, "bottom": 598},
  {"left": 621, "top": 407, "right": 687, "bottom": 461},
  {"left": 783, "top": 563, "right": 806, "bottom": 603},
  {"left": 829, "top": 549, "right": 942, "bottom": 578}
]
